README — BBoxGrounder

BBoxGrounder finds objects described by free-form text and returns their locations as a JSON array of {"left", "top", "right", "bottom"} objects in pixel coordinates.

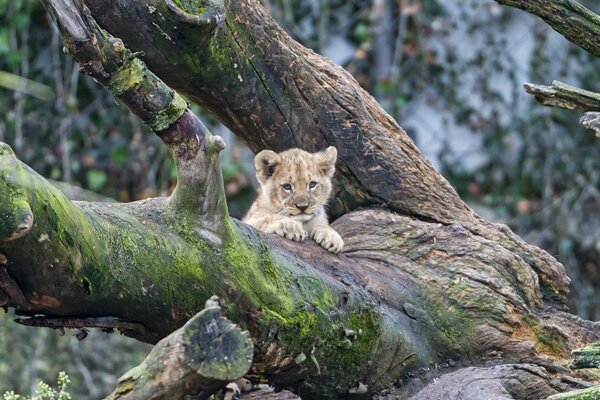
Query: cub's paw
[
  {"left": 312, "top": 227, "right": 344, "bottom": 254},
  {"left": 267, "top": 219, "right": 307, "bottom": 241}
]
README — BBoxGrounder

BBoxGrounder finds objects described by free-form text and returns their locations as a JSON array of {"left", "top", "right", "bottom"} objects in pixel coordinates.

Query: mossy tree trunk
[{"left": 0, "top": 0, "right": 597, "bottom": 398}]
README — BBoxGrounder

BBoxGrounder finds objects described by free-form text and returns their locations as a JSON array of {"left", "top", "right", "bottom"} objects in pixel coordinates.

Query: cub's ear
[
  {"left": 317, "top": 146, "right": 337, "bottom": 177},
  {"left": 254, "top": 150, "right": 281, "bottom": 184}
]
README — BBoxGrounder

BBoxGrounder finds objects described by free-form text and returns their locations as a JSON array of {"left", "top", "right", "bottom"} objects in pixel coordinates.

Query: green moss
[
  {"left": 0, "top": 144, "right": 403, "bottom": 393},
  {"left": 172, "top": 0, "right": 208, "bottom": 15},
  {"left": 114, "top": 378, "right": 135, "bottom": 394},
  {"left": 415, "top": 284, "right": 475, "bottom": 357},
  {"left": 572, "top": 342, "right": 600, "bottom": 369},
  {"left": 148, "top": 92, "right": 187, "bottom": 132},
  {"left": 218, "top": 223, "right": 387, "bottom": 391},
  {"left": 547, "top": 385, "right": 600, "bottom": 400},
  {"left": 106, "top": 57, "right": 145, "bottom": 96}
]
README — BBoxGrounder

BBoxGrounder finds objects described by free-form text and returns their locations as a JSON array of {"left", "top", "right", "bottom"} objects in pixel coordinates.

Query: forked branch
[{"left": 41, "top": 0, "right": 229, "bottom": 227}]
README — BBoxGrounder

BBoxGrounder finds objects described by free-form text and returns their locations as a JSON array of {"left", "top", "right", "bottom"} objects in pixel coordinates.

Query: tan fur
[{"left": 243, "top": 146, "right": 344, "bottom": 253}]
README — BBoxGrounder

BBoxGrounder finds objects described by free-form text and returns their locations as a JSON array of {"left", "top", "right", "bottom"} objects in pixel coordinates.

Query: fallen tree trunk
[{"left": 0, "top": 0, "right": 596, "bottom": 398}]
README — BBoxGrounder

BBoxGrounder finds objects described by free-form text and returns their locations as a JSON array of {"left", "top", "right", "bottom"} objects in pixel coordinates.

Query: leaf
[{"left": 86, "top": 170, "right": 108, "bottom": 192}]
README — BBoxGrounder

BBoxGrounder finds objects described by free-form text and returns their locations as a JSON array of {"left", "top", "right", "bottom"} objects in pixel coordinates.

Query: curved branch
[
  {"left": 83, "top": 0, "right": 477, "bottom": 226},
  {"left": 42, "top": 0, "right": 229, "bottom": 229},
  {"left": 494, "top": 0, "right": 600, "bottom": 57}
]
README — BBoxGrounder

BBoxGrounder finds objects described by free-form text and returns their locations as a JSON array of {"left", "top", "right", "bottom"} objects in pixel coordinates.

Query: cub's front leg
[
  {"left": 306, "top": 214, "right": 344, "bottom": 254},
  {"left": 248, "top": 214, "right": 308, "bottom": 242}
]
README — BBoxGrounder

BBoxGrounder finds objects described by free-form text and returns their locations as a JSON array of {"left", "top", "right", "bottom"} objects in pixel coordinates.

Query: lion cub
[{"left": 243, "top": 146, "right": 344, "bottom": 253}]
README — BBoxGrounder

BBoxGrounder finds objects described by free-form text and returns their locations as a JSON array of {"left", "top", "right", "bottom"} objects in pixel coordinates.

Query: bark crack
[{"left": 224, "top": 19, "right": 299, "bottom": 147}]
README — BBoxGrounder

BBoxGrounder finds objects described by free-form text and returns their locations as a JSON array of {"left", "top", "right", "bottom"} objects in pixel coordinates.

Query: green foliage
[
  {"left": 0, "top": 310, "right": 150, "bottom": 399},
  {"left": 3, "top": 372, "right": 70, "bottom": 400}
]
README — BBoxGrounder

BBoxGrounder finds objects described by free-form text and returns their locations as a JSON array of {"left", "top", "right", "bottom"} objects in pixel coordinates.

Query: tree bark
[
  {"left": 580, "top": 112, "right": 600, "bottom": 137},
  {"left": 106, "top": 296, "right": 254, "bottom": 400},
  {"left": 523, "top": 81, "right": 600, "bottom": 113},
  {"left": 523, "top": 80, "right": 600, "bottom": 136},
  {"left": 0, "top": 0, "right": 596, "bottom": 398}
]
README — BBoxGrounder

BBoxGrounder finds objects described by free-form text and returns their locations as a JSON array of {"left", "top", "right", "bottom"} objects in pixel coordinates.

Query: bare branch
[
  {"left": 523, "top": 81, "right": 600, "bottom": 112},
  {"left": 523, "top": 81, "right": 600, "bottom": 136}
]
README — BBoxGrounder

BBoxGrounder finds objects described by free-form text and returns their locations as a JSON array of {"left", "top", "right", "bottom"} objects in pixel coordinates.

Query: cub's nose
[{"left": 296, "top": 203, "right": 309, "bottom": 212}]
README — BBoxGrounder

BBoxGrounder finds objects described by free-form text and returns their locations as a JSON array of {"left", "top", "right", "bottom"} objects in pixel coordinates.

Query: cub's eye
[
  {"left": 309, "top": 181, "right": 317, "bottom": 189},
  {"left": 282, "top": 183, "right": 292, "bottom": 191}
]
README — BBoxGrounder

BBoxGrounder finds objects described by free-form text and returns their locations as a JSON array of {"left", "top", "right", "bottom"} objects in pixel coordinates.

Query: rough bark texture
[
  {"left": 571, "top": 342, "right": 600, "bottom": 369},
  {"left": 82, "top": 0, "right": 574, "bottom": 305},
  {"left": 0, "top": 0, "right": 597, "bottom": 399},
  {"left": 580, "top": 112, "right": 600, "bottom": 137},
  {"left": 524, "top": 81, "right": 600, "bottom": 113},
  {"left": 106, "top": 297, "right": 254, "bottom": 400},
  {"left": 411, "top": 364, "right": 563, "bottom": 400},
  {"left": 523, "top": 81, "right": 600, "bottom": 136}
]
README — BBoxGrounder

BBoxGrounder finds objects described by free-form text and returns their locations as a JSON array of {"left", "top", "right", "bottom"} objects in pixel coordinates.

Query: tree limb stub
[
  {"left": 571, "top": 342, "right": 600, "bottom": 369},
  {"left": 106, "top": 297, "right": 254, "bottom": 400},
  {"left": 524, "top": 81, "right": 600, "bottom": 113},
  {"left": 580, "top": 112, "right": 600, "bottom": 137},
  {"left": 523, "top": 81, "right": 600, "bottom": 136},
  {"left": 495, "top": 0, "right": 600, "bottom": 57},
  {"left": 42, "top": 0, "right": 229, "bottom": 229}
]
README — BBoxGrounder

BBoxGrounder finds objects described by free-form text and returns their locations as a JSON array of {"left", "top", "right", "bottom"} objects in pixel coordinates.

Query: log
[
  {"left": 106, "top": 296, "right": 253, "bottom": 400},
  {"left": 410, "top": 364, "right": 561, "bottom": 400},
  {"left": 0, "top": 0, "right": 595, "bottom": 398}
]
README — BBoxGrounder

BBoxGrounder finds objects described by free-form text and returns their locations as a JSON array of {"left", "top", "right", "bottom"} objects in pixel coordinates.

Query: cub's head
[{"left": 254, "top": 146, "right": 337, "bottom": 221}]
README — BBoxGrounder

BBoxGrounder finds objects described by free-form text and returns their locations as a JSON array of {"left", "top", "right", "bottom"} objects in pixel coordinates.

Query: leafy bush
[{"left": 3, "top": 372, "right": 70, "bottom": 400}]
